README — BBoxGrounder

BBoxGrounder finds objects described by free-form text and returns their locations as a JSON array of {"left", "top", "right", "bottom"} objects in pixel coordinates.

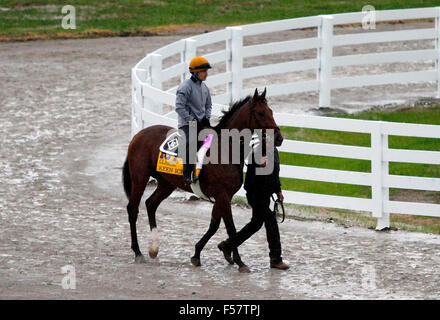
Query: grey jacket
[{"left": 175, "top": 76, "right": 212, "bottom": 128}]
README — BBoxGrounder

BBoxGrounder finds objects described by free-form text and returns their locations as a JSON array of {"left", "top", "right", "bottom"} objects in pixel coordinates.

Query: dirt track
[{"left": 1, "top": 23, "right": 440, "bottom": 299}]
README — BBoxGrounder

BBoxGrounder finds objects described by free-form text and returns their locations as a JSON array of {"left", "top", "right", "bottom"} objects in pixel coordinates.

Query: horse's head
[
  {"left": 217, "top": 88, "right": 284, "bottom": 146},
  {"left": 245, "top": 88, "right": 283, "bottom": 146}
]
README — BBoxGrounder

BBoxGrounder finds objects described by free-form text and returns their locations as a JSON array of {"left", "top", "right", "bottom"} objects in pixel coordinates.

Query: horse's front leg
[
  {"left": 191, "top": 215, "right": 221, "bottom": 267},
  {"left": 222, "top": 205, "right": 250, "bottom": 273}
]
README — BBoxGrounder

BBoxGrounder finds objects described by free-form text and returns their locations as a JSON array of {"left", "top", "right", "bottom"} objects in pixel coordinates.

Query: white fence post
[
  {"left": 318, "top": 15, "right": 333, "bottom": 108},
  {"left": 131, "top": 68, "right": 137, "bottom": 138},
  {"left": 133, "top": 68, "right": 143, "bottom": 135},
  {"left": 139, "top": 54, "right": 153, "bottom": 128},
  {"left": 371, "top": 122, "right": 389, "bottom": 229},
  {"left": 376, "top": 130, "right": 390, "bottom": 230},
  {"left": 179, "top": 39, "right": 187, "bottom": 83},
  {"left": 184, "top": 38, "right": 197, "bottom": 80},
  {"left": 436, "top": 7, "right": 440, "bottom": 98},
  {"left": 227, "top": 26, "right": 243, "bottom": 104},
  {"left": 150, "top": 53, "right": 163, "bottom": 115},
  {"left": 226, "top": 28, "right": 232, "bottom": 104}
]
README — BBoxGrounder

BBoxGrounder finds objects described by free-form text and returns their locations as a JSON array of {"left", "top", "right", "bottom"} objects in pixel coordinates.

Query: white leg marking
[{"left": 151, "top": 228, "right": 159, "bottom": 252}]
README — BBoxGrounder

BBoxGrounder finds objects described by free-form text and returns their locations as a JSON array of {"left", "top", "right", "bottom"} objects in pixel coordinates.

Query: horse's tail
[{"left": 122, "top": 158, "right": 131, "bottom": 199}]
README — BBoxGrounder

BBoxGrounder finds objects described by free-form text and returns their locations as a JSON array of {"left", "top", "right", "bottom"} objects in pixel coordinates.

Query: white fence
[{"left": 132, "top": 7, "right": 440, "bottom": 229}]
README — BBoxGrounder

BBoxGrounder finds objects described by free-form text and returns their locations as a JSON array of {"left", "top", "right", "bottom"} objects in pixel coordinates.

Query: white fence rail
[{"left": 132, "top": 7, "right": 440, "bottom": 229}]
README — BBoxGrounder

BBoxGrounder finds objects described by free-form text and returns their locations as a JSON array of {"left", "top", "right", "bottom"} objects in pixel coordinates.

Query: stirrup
[{"left": 191, "top": 171, "right": 199, "bottom": 183}]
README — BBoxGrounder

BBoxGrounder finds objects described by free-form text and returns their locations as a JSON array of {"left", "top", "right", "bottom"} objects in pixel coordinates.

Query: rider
[
  {"left": 175, "top": 56, "right": 212, "bottom": 185},
  {"left": 218, "top": 142, "right": 290, "bottom": 270}
]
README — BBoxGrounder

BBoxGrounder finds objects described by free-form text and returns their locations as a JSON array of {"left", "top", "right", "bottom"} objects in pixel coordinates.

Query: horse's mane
[{"left": 214, "top": 92, "right": 266, "bottom": 130}]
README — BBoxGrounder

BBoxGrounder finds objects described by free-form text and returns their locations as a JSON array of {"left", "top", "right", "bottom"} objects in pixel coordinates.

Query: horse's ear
[
  {"left": 252, "top": 88, "right": 259, "bottom": 102},
  {"left": 261, "top": 87, "right": 266, "bottom": 100}
]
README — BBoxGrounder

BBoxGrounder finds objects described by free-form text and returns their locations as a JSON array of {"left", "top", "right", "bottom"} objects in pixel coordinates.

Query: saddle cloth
[{"left": 156, "top": 151, "right": 183, "bottom": 176}]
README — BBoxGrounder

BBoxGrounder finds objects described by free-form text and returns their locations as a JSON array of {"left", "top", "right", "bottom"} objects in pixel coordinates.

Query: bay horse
[{"left": 122, "top": 88, "right": 283, "bottom": 272}]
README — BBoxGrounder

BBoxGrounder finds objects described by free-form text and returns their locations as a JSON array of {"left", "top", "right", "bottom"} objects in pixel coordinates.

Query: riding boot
[{"left": 183, "top": 163, "right": 193, "bottom": 185}]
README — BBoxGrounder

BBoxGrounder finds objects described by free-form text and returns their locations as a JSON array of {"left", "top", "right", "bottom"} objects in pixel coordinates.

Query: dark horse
[{"left": 122, "top": 88, "right": 283, "bottom": 272}]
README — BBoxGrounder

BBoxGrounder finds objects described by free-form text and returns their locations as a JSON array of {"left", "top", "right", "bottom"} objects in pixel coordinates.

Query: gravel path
[{"left": 1, "top": 23, "right": 439, "bottom": 299}]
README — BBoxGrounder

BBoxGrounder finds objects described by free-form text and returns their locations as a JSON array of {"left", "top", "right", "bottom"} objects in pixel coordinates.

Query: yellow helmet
[{"left": 189, "top": 56, "right": 212, "bottom": 73}]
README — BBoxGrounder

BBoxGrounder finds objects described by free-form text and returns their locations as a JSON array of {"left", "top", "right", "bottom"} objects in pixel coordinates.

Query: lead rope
[{"left": 271, "top": 194, "right": 285, "bottom": 223}]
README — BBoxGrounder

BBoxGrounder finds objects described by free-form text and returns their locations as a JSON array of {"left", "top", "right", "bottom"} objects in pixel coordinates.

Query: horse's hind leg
[
  {"left": 145, "top": 179, "right": 176, "bottom": 259},
  {"left": 127, "top": 183, "right": 148, "bottom": 264}
]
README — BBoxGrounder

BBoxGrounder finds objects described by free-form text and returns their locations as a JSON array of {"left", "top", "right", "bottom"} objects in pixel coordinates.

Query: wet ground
[{"left": 1, "top": 23, "right": 440, "bottom": 299}]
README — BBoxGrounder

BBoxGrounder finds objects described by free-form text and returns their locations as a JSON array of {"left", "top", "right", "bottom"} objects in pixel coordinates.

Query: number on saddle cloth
[{"left": 159, "top": 131, "right": 180, "bottom": 156}]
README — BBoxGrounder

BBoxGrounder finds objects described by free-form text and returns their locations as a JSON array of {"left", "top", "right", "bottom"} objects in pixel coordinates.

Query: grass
[
  {"left": 279, "top": 104, "right": 440, "bottom": 199},
  {"left": 1, "top": 0, "right": 439, "bottom": 41},
  {"left": 235, "top": 104, "right": 440, "bottom": 234}
]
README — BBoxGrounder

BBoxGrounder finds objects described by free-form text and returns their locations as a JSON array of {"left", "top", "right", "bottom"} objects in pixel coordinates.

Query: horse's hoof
[
  {"left": 238, "top": 265, "right": 250, "bottom": 273},
  {"left": 191, "top": 256, "right": 201, "bottom": 267},
  {"left": 135, "top": 254, "right": 147, "bottom": 264},
  {"left": 148, "top": 248, "right": 159, "bottom": 259}
]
